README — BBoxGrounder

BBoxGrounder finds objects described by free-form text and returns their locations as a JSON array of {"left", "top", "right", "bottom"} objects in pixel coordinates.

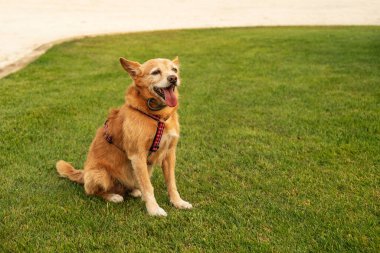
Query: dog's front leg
[
  {"left": 131, "top": 155, "right": 167, "bottom": 216},
  {"left": 162, "top": 148, "right": 193, "bottom": 209}
]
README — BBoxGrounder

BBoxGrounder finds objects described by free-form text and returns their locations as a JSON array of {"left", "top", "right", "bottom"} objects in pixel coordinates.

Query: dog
[{"left": 56, "top": 57, "right": 192, "bottom": 216}]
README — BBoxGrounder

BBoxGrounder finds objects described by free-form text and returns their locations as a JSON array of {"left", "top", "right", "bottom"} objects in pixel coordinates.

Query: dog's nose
[{"left": 167, "top": 75, "right": 177, "bottom": 84}]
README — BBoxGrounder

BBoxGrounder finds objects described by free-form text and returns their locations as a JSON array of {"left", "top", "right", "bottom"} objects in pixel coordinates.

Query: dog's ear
[
  {"left": 119, "top": 57, "right": 141, "bottom": 78},
  {"left": 172, "top": 56, "right": 180, "bottom": 66}
]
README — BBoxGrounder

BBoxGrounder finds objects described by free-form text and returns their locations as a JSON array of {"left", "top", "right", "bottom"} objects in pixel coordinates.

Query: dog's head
[{"left": 120, "top": 57, "right": 180, "bottom": 107}]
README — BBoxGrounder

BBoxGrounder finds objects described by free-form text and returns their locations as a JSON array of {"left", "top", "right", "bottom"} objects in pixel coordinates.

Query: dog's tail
[{"left": 56, "top": 160, "right": 84, "bottom": 184}]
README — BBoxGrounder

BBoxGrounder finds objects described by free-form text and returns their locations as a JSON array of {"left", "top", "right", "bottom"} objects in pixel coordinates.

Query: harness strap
[
  {"left": 103, "top": 106, "right": 168, "bottom": 155},
  {"left": 149, "top": 121, "right": 165, "bottom": 152},
  {"left": 103, "top": 120, "right": 124, "bottom": 151},
  {"left": 134, "top": 108, "right": 161, "bottom": 121},
  {"left": 103, "top": 120, "right": 113, "bottom": 143},
  {"left": 133, "top": 108, "right": 165, "bottom": 154}
]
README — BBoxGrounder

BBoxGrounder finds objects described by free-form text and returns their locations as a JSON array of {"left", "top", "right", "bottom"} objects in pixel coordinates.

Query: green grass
[{"left": 0, "top": 27, "right": 379, "bottom": 252}]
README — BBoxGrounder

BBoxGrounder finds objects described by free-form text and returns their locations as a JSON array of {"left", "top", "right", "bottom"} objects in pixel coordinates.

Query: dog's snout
[{"left": 167, "top": 75, "right": 177, "bottom": 84}]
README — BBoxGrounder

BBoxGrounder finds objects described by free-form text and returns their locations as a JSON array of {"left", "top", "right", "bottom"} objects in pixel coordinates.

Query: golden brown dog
[{"left": 56, "top": 57, "right": 192, "bottom": 216}]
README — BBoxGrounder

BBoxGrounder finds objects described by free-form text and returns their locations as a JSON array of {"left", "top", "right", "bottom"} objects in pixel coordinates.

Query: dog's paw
[
  {"left": 107, "top": 194, "right": 124, "bottom": 203},
  {"left": 147, "top": 205, "right": 168, "bottom": 217},
  {"left": 172, "top": 199, "right": 193, "bottom": 209},
  {"left": 129, "top": 189, "right": 142, "bottom": 198}
]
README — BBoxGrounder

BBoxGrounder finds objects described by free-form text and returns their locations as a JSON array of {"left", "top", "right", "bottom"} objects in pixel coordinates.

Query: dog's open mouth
[{"left": 153, "top": 85, "right": 177, "bottom": 107}]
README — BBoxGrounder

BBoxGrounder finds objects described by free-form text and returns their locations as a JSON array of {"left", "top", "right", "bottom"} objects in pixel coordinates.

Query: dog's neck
[{"left": 125, "top": 85, "right": 178, "bottom": 121}]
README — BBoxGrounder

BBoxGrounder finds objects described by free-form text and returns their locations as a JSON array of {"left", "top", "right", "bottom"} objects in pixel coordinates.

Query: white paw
[
  {"left": 172, "top": 199, "right": 193, "bottom": 209},
  {"left": 108, "top": 194, "right": 124, "bottom": 203},
  {"left": 129, "top": 189, "right": 142, "bottom": 198},
  {"left": 147, "top": 206, "right": 167, "bottom": 217}
]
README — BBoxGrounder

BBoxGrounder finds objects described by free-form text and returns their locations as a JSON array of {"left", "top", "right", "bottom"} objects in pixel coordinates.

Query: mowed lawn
[{"left": 0, "top": 27, "right": 379, "bottom": 252}]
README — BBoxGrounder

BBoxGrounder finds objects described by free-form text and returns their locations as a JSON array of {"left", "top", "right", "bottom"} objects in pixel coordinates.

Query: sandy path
[{"left": 0, "top": 0, "right": 379, "bottom": 78}]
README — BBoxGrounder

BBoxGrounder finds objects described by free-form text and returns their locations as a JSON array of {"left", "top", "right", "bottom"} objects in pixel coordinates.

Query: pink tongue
[{"left": 163, "top": 87, "right": 177, "bottom": 107}]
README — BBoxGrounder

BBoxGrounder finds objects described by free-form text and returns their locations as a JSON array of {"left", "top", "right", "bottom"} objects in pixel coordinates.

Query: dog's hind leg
[
  {"left": 101, "top": 193, "right": 124, "bottom": 203},
  {"left": 129, "top": 189, "right": 142, "bottom": 198},
  {"left": 83, "top": 168, "right": 124, "bottom": 203}
]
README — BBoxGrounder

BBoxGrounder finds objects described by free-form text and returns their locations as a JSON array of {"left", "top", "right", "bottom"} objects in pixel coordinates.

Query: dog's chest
[
  {"left": 164, "top": 128, "right": 179, "bottom": 140},
  {"left": 149, "top": 128, "right": 179, "bottom": 164},
  {"left": 158, "top": 128, "right": 179, "bottom": 151}
]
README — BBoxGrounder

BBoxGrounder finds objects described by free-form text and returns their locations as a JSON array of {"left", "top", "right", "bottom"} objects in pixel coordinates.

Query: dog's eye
[
  {"left": 172, "top": 68, "right": 178, "bottom": 73},
  {"left": 151, "top": 69, "right": 161, "bottom": 75}
]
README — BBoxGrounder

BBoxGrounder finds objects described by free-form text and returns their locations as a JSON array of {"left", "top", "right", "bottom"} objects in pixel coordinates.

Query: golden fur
[{"left": 56, "top": 57, "right": 192, "bottom": 216}]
